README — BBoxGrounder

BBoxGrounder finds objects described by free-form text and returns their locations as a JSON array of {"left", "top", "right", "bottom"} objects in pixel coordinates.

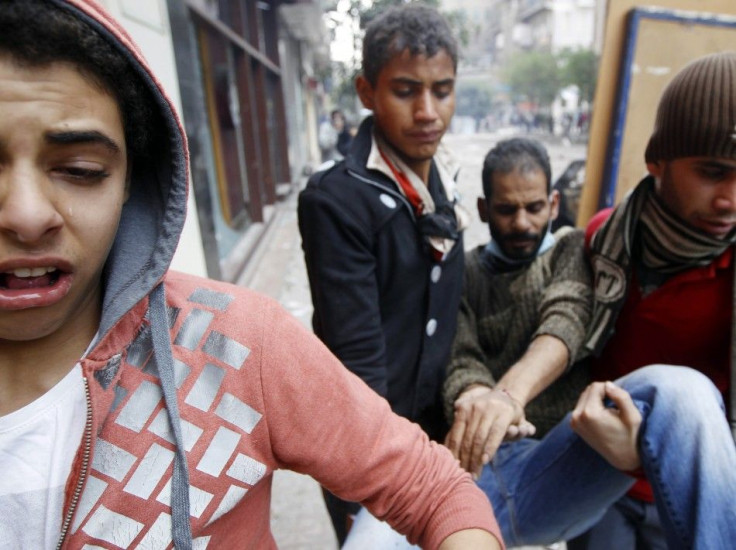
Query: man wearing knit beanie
[{"left": 572, "top": 51, "right": 736, "bottom": 549}]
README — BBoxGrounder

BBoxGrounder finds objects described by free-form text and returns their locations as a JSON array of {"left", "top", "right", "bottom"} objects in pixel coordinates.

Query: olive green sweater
[{"left": 444, "top": 229, "right": 592, "bottom": 437}]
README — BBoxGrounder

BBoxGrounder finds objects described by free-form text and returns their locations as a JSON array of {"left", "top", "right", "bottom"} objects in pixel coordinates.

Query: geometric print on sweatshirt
[{"left": 71, "top": 287, "right": 265, "bottom": 549}]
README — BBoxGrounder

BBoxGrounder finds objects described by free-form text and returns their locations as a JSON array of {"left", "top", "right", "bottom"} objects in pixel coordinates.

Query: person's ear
[
  {"left": 646, "top": 161, "right": 663, "bottom": 180},
  {"left": 477, "top": 196, "right": 489, "bottom": 223},
  {"left": 355, "top": 75, "right": 374, "bottom": 110},
  {"left": 549, "top": 189, "right": 560, "bottom": 221}
]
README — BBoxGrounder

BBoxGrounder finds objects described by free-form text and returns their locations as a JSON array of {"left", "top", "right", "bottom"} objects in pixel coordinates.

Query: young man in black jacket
[{"left": 298, "top": 3, "right": 468, "bottom": 543}]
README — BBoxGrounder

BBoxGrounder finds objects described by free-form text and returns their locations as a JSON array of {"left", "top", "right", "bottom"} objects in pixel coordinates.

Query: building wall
[
  {"left": 278, "top": 11, "right": 323, "bottom": 181},
  {"left": 550, "top": 0, "right": 596, "bottom": 52},
  {"left": 98, "top": 0, "right": 340, "bottom": 284},
  {"left": 99, "top": 0, "right": 208, "bottom": 277},
  {"left": 162, "top": 0, "right": 327, "bottom": 282},
  {"left": 460, "top": 0, "right": 601, "bottom": 62}
]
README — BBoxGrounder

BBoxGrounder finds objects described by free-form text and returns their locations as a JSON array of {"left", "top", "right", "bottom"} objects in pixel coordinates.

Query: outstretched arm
[
  {"left": 261, "top": 302, "right": 505, "bottom": 550},
  {"left": 445, "top": 230, "right": 593, "bottom": 477},
  {"left": 446, "top": 334, "right": 569, "bottom": 477}
]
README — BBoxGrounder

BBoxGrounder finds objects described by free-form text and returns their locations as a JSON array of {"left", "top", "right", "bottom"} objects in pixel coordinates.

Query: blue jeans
[
  {"left": 566, "top": 495, "right": 666, "bottom": 550},
  {"left": 482, "top": 365, "right": 736, "bottom": 549},
  {"left": 345, "top": 365, "right": 736, "bottom": 550}
]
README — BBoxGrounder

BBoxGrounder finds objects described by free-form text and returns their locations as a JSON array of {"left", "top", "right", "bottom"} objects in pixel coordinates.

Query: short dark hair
[
  {"left": 481, "top": 138, "right": 552, "bottom": 198},
  {"left": 0, "top": 0, "right": 157, "bottom": 163},
  {"left": 362, "top": 3, "right": 458, "bottom": 86}
]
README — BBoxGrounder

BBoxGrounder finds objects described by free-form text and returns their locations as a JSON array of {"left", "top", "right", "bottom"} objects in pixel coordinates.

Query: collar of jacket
[
  {"left": 340, "top": 117, "right": 418, "bottom": 217},
  {"left": 344, "top": 116, "right": 461, "bottom": 183}
]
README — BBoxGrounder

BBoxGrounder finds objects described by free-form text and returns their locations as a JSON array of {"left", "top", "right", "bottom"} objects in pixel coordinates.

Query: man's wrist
[
  {"left": 496, "top": 387, "right": 518, "bottom": 403},
  {"left": 458, "top": 384, "right": 493, "bottom": 399},
  {"left": 494, "top": 386, "right": 525, "bottom": 415}
]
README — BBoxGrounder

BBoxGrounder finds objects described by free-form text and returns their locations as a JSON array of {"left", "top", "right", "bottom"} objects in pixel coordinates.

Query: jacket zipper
[{"left": 56, "top": 376, "right": 93, "bottom": 550}]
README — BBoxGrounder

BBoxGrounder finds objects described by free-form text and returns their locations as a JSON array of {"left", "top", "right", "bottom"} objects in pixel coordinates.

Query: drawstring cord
[{"left": 150, "top": 283, "right": 193, "bottom": 549}]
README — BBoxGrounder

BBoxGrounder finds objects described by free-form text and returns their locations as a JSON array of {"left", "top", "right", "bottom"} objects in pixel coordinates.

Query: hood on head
[
  {"left": 53, "top": 0, "right": 190, "bottom": 340},
  {"left": 47, "top": 4, "right": 196, "bottom": 546}
]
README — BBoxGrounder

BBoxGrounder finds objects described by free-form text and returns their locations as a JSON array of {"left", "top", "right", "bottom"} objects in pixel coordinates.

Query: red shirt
[
  {"left": 587, "top": 211, "right": 733, "bottom": 500},
  {"left": 591, "top": 248, "right": 732, "bottom": 394}
]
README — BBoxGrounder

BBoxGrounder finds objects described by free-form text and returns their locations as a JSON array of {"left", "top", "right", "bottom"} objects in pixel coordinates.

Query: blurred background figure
[{"left": 319, "top": 109, "right": 349, "bottom": 162}]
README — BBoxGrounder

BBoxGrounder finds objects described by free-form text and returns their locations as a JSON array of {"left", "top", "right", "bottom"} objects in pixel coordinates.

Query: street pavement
[{"left": 242, "top": 131, "right": 586, "bottom": 549}]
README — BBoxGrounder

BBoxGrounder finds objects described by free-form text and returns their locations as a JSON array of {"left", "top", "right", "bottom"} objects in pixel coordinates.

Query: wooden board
[
  {"left": 602, "top": 9, "right": 736, "bottom": 208},
  {"left": 577, "top": 0, "right": 736, "bottom": 225}
]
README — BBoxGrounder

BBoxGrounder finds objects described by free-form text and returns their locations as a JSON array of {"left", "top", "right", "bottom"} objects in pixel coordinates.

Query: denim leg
[
  {"left": 565, "top": 500, "right": 636, "bottom": 550},
  {"left": 566, "top": 496, "right": 666, "bottom": 550},
  {"left": 344, "top": 429, "right": 631, "bottom": 550},
  {"left": 477, "top": 418, "right": 634, "bottom": 547},
  {"left": 618, "top": 365, "right": 736, "bottom": 550},
  {"left": 638, "top": 500, "right": 668, "bottom": 550}
]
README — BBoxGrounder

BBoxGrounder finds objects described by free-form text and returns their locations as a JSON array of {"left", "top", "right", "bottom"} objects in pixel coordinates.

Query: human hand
[
  {"left": 445, "top": 385, "right": 532, "bottom": 478},
  {"left": 570, "top": 381, "right": 642, "bottom": 471},
  {"left": 505, "top": 418, "right": 537, "bottom": 440}
]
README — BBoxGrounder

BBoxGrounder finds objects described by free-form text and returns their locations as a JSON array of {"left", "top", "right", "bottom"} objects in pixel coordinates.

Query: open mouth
[
  {"left": 0, "top": 267, "right": 61, "bottom": 290},
  {"left": 0, "top": 266, "right": 72, "bottom": 310}
]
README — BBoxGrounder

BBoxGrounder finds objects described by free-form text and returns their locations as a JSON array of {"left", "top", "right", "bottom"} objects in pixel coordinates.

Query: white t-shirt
[{"left": 0, "top": 364, "right": 86, "bottom": 549}]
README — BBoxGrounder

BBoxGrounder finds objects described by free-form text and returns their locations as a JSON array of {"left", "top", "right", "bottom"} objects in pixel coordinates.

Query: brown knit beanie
[{"left": 645, "top": 51, "right": 736, "bottom": 163}]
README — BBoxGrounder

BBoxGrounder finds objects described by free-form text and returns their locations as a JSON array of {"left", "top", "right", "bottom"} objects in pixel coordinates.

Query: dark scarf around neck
[{"left": 585, "top": 175, "right": 736, "bottom": 440}]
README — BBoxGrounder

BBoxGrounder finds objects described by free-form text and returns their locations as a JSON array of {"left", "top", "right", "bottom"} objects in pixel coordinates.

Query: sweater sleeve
[
  {"left": 259, "top": 301, "right": 504, "bottom": 550},
  {"left": 443, "top": 294, "right": 498, "bottom": 422},
  {"left": 533, "top": 229, "right": 593, "bottom": 366},
  {"left": 297, "top": 183, "right": 389, "bottom": 397}
]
